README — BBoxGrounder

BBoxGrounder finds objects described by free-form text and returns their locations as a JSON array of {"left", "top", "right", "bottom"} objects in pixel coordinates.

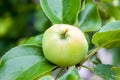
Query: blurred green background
[{"left": 0, "top": 0, "right": 52, "bottom": 56}]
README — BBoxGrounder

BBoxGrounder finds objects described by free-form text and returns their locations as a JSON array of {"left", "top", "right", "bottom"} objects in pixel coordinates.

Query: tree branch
[{"left": 77, "top": 47, "right": 101, "bottom": 67}]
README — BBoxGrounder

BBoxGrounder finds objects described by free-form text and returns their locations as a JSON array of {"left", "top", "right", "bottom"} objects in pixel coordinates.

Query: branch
[
  {"left": 77, "top": 47, "right": 101, "bottom": 67},
  {"left": 55, "top": 67, "right": 65, "bottom": 79},
  {"left": 82, "top": 65, "right": 93, "bottom": 72}
]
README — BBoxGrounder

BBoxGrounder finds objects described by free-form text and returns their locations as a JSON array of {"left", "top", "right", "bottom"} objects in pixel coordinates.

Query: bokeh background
[{"left": 0, "top": 0, "right": 52, "bottom": 56}]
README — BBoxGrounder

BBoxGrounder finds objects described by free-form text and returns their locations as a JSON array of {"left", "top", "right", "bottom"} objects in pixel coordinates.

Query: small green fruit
[{"left": 42, "top": 24, "right": 88, "bottom": 67}]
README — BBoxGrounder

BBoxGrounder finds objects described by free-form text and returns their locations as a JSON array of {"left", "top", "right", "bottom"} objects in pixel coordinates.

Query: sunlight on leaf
[
  {"left": 0, "top": 44, "right": 56, "bottom": 80},
  {"left": 78, "top": 2, "right": 101, "bottom": 32},
  {"left": 92, "top": 21, "right": 120, "bottom": 48},
  {"left": 40, "top": 0, "right": 80, "bottom": 25}
]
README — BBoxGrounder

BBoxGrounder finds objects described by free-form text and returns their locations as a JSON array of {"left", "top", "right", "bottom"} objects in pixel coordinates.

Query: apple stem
[
  {"left": 77, "top": 47, "right": 101, "bottom": 67},
  {"left": 60, "top": 29, "right": 68, "bottom": 39}
]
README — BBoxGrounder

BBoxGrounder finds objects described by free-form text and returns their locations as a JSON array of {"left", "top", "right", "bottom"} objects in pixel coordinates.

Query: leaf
[
  {"left": 62, "top": 0, "right": 80, "bottom": 24},
  {"left": 40, "top": 0, "right": 80, "bottom": 24},
  {"left": 34, "top": 7, "right": 51, "bottom": 33},
  {"left": 92, "top": 21, "right": 120, "bottom": 48},
  {"left": 112, "top": 67, "right": 120, "bottom": 80},
  {"left": 94, "top": 64, "right": 120, "bottom": 80},
  {"left": 78, "top": 2, "right": 101, "bottom": 32},
  {"left": 98, "top": 2, "right": 120, "bottom": 20},
  {"left": 107, "top": 5, "right": 120, "bottom": 20},
  {"left": 25, "top": 34, "right": 43, "bottom": 46},
  {"left": 38, "top": 75, "right": 52, "bottom": 80},
  {"left": 0, "top": 44, "right": 56, "bottom": 80},
  {"left": 58, "top": 67, "right": 81, "bottom": 80},
  {"left": 40, "top": 0, "right": 62, "bottom": 24},
  {"left": 94, "top": 64, "right": 115, "bottom": 80}
]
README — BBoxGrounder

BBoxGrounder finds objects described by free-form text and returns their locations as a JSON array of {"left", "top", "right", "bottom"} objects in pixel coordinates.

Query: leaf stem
[
  {"left": 82, "top": 65, "right": 93, "bottom": 72},
  {"left": 78, "top": 47, "right": 101, "bottom": 67}
]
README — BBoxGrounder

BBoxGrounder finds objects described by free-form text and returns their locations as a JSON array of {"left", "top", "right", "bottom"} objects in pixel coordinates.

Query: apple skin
[{"left": 42, "top": 24, "right": 88, "bottom": 67}]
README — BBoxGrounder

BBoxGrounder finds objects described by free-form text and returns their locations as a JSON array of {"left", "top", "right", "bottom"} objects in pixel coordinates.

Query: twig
[
  {"left": 82, "top": 65, "right": 93, "bottom": 72},
  {"left": 78, "top": 47, "right": 101, "bottom": 67},
  {"left": 55, "top": 67, "right": 65, "bottom": 80}
]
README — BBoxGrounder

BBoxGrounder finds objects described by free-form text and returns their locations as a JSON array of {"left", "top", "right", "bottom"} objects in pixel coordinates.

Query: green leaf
[
  {"left": 40, "top": 0, "right": 80, "bottom": 24},
  {"left": 98, "top": 2, "right": 120, "bottom": 20},
  {"left": 92, "top": 21, "right": 120, "bottom": 48},
  {"left": 34, "top": 7, "right": 51, "bottom": 33},
  {"left": 25, "top": 34, "right": 43, "bottom": 46},
  {"left": 40, "top": 0, "right": 62, "bottom": 24},
  {"left": 78, "top": 2, "right": 101, "bottom": 32},
  {"left": 62, "top": 0, "right": 80, "bottom": 24},
  {"left": 38, "top": 75, "right": 52, "bottom": 80},
  {"left": 94, "top": 64, "right": 115, "bottom": 80},
  {"left": 107, "top": 5, "right": 120, "bottom": 20},
  {"left": 58, "top": 67, "right": 81, "bottom": 80},
  {"left": 112, "top": 67, "right": 120, "bottom": 80},
  {"left": 0, "top": 44, "right": 56, "bottom": 80},
  {"left": 94, "top": 64, "right": 120, "bottom": 80}
]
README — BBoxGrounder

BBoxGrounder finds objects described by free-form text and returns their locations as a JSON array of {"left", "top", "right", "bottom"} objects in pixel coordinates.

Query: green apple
[{"left": 42, "top": 24, "right": 88, "bottom": 67}]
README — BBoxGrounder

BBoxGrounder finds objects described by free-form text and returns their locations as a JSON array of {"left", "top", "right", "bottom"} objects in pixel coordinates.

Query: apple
[{"left": 42, "top": 24, "right": 88, "bottom": 67}]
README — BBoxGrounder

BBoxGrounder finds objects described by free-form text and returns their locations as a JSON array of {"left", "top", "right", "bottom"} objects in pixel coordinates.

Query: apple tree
[{"left": 0, "top": 0, "right": 120, "bottom": 80}]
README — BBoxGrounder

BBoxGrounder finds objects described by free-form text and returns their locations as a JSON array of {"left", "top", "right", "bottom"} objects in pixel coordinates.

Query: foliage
[{"left": 0, "top": 0, "right": 120, "bottom": 80}]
